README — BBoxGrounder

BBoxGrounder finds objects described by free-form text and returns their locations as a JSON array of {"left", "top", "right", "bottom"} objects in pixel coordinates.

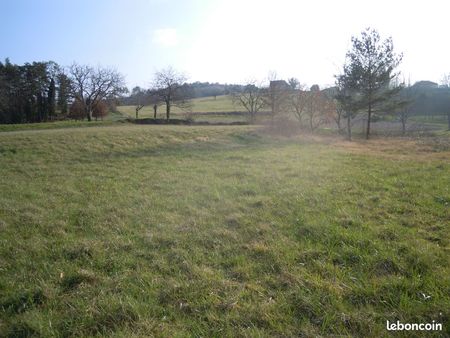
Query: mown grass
[{"left": 0, "top": 124, "right": 449, "bottom": 337}]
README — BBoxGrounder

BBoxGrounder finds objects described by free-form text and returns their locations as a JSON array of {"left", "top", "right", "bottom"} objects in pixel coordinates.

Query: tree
[
  {"left": 0, "top": 59, "right": 60, "bottom": 123},
  {"left": 389, "top": 78, "right": 414, "bottom": 135},
  {"left": 152, "top": 67, "right": 190, "bottom": 121},
  {"left": 287, "top": 77, "right": 300, "bottom": 90},
  {"left": 288, "top": 85, "right": 334, "bottom": 132},
  {"left": 305, "top": 88, "right": 335, "bottom": 132},
  {"left": 288, "top": 85, "right": 308, "bottom": 127},
  {"left": 68, "top": 63, "right": 126, "bottom": 121},
  {"left": 341, "top": 28, "right": 403, "bottom": 139},
  {"left": 92, "top": 100, "right": 108, "bottom": 121},
  {"left": 69, "top": 98, "right": 85, "bottom": 120},
  {"left": 231, "top": 81, "right": 265, "bottom": 123},
  {"left": 334, "top": 76, "right": 361, "bottom": 141},
  {"left": 47, "top": 78, "right": 56, "bottom": 119},
  {"left": 310, "top": 84, "right": 320, "bottom": 92},
  {"left": 130, "top": 86, "right": 147, "bottom": 119},
  {"left": 57, "top": 71, "right": 70, "bottom": 115},
  {"left": 441, "top": 73, "right": 450, "bottom": 130}
]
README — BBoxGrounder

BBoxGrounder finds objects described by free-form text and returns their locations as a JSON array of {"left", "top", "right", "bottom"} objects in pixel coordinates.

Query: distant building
[{"left": 269, "top": 80, "right": 290, "bottom": 91}]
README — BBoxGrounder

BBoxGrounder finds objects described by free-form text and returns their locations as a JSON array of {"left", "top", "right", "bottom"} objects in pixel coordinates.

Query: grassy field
[
  {"left": 118, "top": 95, "right": 248, "bottom": 123},
  {"left": 0, "top": 110, "right": 126, "bottom": 133},
  {"left": 0, "top": 124, "right": 449, "bottom": 337},
  {"left": 0, "top": 120, "right": 120, "bottom": 133},
  {"left": 410, "top": 115, "right": 449, "bottom": 129}
]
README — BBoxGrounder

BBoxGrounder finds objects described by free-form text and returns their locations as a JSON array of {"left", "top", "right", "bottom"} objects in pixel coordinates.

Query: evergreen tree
[
  {"left": 57, "top": 72, "right": 70, "bottom": 115},
  {"left": 47, "top": 78, "right": 56, "bottom": 119},
  {"left": 340, "top": 28, "right": 403, "bottom": 139}
]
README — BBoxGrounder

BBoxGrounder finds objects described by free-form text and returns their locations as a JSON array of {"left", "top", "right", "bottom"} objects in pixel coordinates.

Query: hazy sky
[{"left": 1, "top": 0, "right": 449, "bottom": 88}]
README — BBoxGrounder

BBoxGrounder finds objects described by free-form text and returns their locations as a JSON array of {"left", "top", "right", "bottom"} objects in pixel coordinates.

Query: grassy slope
[
  {"left": 0, "top": 120, "right": 120, "bottom": 133},
  {"left": 0, "top": 125, "right": 449, "bottom": 337},
  {"left": 118, "top": 95, "right": 247, "bottom": 122},
  {"left": 0, "top": 110, "right": 126, "bottom": 133}
]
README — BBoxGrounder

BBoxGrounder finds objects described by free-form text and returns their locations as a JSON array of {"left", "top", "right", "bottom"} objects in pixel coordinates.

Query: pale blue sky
[{"left": 1, "top": 0, "right": 449, "bottom": 89}]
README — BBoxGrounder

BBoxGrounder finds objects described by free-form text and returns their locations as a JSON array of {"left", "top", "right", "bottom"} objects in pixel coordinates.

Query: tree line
[
  {"left": 0, "top": 60, "right": 126, "bottom": 124},
  {"left": 124, "top": 28, "right": 449, "bottom": 139},
  {"left": 1, "top": 28, "right": 449, "bottom": 136},
  {"left": 229, "top": 28, "right": 450, "bottom": 139}
]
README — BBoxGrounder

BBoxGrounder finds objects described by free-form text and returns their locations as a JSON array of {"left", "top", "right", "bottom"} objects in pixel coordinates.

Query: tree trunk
[
  {"left": 347, "top": 114, "right": 352, "bottom": 141},
  {"left": 85, "top": 99, "right": 92, "bottom": 121},
  {"left": 366, "top": 105, "right": 371, "bottom": 140},
  {"left": 448, "top": 112, "right": 450, "bottom": 131},
  {"left": 166, "top": 102, "right": 170, "bottom": 121},
  {"left": 153, "top": 105, "right": 157, "bottom": 119},
  {"left": 402, "top": 116, "right": 406, "bottom": 135},
  {"left": 136, "top": 107, "right": 139, "bottom": 119},
  {"left": 85, "top": 107, "right": 92, "bottom": 121}
]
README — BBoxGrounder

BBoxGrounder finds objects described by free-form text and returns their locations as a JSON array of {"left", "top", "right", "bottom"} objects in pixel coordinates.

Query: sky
[{"left": 1, "top": 0, "right": 449, "bottom": 89}]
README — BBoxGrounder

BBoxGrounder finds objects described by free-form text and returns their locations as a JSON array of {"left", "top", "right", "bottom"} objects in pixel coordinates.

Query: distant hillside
[{"left": 117, "top": 95, "right": 247, "bottom": 122}]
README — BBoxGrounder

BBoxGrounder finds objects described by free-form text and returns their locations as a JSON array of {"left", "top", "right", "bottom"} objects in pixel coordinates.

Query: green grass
[
  {"left": 118, "top": 95, "right": 246, "bottom": 122},
  {"left": 410, "top": 114, "right": 449, "bottom": 127},
  {"left": 184, "top": 95, "right": 243, "bottom": 113},
  {"left": 0, "top": 124, "right": 449, "bottom": 337},
  {"left": 0, "top": 120, "right": 122, "bottom": 133}
]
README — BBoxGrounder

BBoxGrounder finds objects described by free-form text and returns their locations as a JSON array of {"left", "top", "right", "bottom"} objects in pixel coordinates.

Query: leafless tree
[
  {"left": 334, "top": 76, "right": 362, "bottom": 141},
  {"left": 152, "top": 67, "right": 191, "bottom": 121},
  {"left": 324, "top": 86, "right": 347, "bottom": 133},
  {"left": 231, "top": 81, "right": 265, "bottom": 123},
  {"left": 288, "top": 86, "right": 334, "bottom": 132},
  {"left": 288, "top": 85, "right": 308, "bottom": 126},
  {"left": 397, "top": 80, "right": 415, "bottom": 135},
  {"left": 130, "top": 86, "right": 147, "bottom": 119},
  {"left": 334, "top": 104, "right": 345, "bottom": 132},
  {"left": 68, "top": 63, "right": 126, "bottom": 121}
]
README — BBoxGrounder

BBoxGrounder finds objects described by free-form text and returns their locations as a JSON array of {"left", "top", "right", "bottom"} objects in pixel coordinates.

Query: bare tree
[
  {"left": 396, "top": 80, "right": 415, "bottom": 135},
  {"left": 306, "top": 88, "right": 335, "bottom": 132},
  {"left": 130, "top": 86, "right": 147, "bottom": 119},
  {"left": 288, "top": 85, "right": 308, "bottom": 126},
  {"left": 334, "top": 102, "right": 345, "bottom": 132},
  {"left": 289, "top": 85, "right": 334, "bottom": 132},
  {"left": 334, "top": 76, "right": 361, "bottom": 141},
  {"left": 231, "top": 81, "right": 265, "bottom": 123},
  {"left": 69, "top": 63, "right": 126, "bottom": 121},
  {"left": 152, "top": 67, "right": 190, "bottom": 121}
]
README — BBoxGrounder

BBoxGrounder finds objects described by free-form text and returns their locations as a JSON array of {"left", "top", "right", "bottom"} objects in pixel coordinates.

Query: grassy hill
[
  {"left": 118, "top": 95, "right": 248, "bottom": 122},
  {"left": 0, "top": 124, "right": 449, "bottom": 336}
]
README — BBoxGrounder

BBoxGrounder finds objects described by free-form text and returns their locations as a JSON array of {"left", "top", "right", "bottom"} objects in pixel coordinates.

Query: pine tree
[
  {"left": 341, "top": 28, "right": 403, "bottom": 139},
  {"left": 47, "top": 78, "right": 56, "bottom": 119}
]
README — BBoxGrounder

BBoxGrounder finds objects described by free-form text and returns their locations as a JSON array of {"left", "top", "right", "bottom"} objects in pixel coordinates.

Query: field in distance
[
  {"left": 0, "top": 124, "right": 449, "bottom": 336},
  {"left": 118, "top": 95, "right": 248, "bottom": 123}
]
